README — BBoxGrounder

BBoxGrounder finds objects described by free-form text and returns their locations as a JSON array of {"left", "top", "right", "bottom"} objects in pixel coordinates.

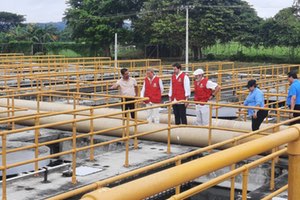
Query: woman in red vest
[
  {"left": 193, "top": 68, "right": 220, "bottom": 125},
  {"left": 141, "top": 68, "right": 164, "bottom": 123},
  {"left": 168, "top": 63, "right": 191, "bottom": 125}
]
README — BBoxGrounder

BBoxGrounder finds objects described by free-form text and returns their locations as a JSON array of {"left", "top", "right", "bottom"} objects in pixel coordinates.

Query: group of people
[
  {"left": 110, "top": 64, "right": 300, "bottom": 131},
  {"left": 111, "top": 63, "right": 220, "bottom": 126}
]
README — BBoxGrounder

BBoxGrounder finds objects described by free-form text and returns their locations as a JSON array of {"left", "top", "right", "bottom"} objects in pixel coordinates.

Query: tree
[
  {"left": 259, "top": 8, "right": 300, "bottom": 60},
  {"left": 132, "top": 0, "right": 186, "bottom": 56},
  {"left": 230, "top": 1, "right": 262, "bottom": 48},
  {"left": 64, "top": 0, "right": 145, "bottom": 56},
  {"left": 0, "top": 11, "right": 25, "bottom": 32},
  {"left": 133, "top": 0, "right": 261, "bottom": 59}
]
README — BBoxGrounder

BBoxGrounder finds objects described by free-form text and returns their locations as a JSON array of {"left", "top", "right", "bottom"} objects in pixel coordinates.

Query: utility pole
[
  {"left": 114, "top": 33, "right": 118, "bottom": 68},
  {"left": 185, "top": 6, "right": 189, "bottom": 72}
]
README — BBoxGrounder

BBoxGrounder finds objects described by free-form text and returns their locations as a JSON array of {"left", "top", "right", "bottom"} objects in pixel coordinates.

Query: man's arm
[
  {"left": 291, "top": 95, "right": 296, "bottom": 111},
  {"left": 168, "top": 79, "right": 172, "bottom": 101},
  {"left": 209, "top": 85, "right": 221, "bottom": 100},
  {"left": 140, "top": 81, "right": 146, "bottom": 97},
  {"left": 134, "top": 85, "right": 139, "bottom": 97},
  {"left": 159, "top": 79, "right": 164, "bottom": 94},
  {"left": 184, "top": 75, "right": 191, "bottom": 99},
  {"left": 212, "top": 85, "right": 221, "bottom": 97},
  {"left": 110, "top": 82, "right": 119, "bottom": 89},
  {"left": 184, "top": 75, "right": 191, "bottom": 107}
]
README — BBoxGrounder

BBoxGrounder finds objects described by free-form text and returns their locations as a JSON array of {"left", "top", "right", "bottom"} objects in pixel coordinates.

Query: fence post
[{"left": 287, "top": 125, "right": 300, "bottom": 199}]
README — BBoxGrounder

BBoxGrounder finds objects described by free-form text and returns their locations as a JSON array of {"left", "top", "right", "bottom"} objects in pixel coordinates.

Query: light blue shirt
[
  {"left": 287, "top": 79, "right": 300, "bottom": 106},
  {"left": 244, "top": 88, "right": 265, "bottom": 116}
]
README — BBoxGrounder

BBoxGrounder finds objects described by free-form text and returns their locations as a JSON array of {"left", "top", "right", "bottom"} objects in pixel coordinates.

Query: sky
[{"left": 0, "top": 0, "right": 296, "bottom": 23}]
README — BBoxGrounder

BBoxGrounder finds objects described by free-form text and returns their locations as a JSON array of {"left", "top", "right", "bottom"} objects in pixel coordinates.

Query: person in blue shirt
[
  {"left": 244, "top": 79, "right": 268, "bottom": 131},
  {"left": 287, "top": 71, "right": 300, "bottom": 125}
]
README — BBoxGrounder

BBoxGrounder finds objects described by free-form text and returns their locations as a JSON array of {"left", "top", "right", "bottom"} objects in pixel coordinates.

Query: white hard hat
[{"left": 193, "top": 68, "right": 204, "bottom": 75}]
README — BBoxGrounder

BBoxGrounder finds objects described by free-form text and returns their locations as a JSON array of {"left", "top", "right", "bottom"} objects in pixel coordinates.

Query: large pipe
[
  {"left": 81, "top": 125, "right": 300, "bottom": 200},
  {"left": 0, "top": 99, "right": 286, "bottom": 133},
  {"left": 0, "top": 108, "right": 260, "bottom": 148}
]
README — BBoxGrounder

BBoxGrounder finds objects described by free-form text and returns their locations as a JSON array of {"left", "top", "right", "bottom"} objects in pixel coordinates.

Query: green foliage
[
  {"left": 258, "top": 8, "right": 300, "bottom": 61},
  {"left": 0, "top": 41, "right": 33, "bottom": 54},
  {"left": 0, "top": 11, "right": 25, "bottom": 32},
  {"left": 48, "top": 49, "right": 82, "bottom": 57},
  {"left": 44, "top": 42, "right": 102, "bottom": 56},
  {"left": 203, "top": 42, "right": 300, "bottom": 63},
  {"left": 64, "top": 0, "right": 145, "bottom": 56},
  {"left": 133, "top": 0, "right": 261, "bottom": 59},
  {"left": 0, "top": 24, "right": 60, "bottom": 43}
]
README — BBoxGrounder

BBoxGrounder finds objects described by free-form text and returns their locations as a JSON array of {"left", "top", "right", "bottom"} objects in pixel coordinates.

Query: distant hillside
[{"left": 35, "top": 22, "right": 66, "bottom": 31}]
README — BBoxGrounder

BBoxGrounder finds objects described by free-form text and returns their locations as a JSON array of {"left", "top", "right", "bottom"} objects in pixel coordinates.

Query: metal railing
[
  {"left": 81, "top": 123, "right": 300, "bottom": 200},
  {"left": 0, "top": 57, "right": 299, "bottom": 200},
  {"left": 1, "top": 90, "right": 299, "bottom": 199}
]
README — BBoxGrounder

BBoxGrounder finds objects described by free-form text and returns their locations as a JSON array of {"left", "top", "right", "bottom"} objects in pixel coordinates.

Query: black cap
[{"left": 246, "top": 79, "right": 256, "bottom": 88}]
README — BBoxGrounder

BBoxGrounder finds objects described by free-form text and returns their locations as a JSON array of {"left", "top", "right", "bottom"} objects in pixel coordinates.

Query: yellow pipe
[
  {"left": 261, "top": 184, "right": 288, "bottom": 200},
  {"left": 167, "top": 149, "right": 286, "bottom": 200},
  {"left": 0, "top": 98, "right": 289, "bottom": 134},
  {"left": 81, "top": 125, "right": 300, "bottom": 200}
]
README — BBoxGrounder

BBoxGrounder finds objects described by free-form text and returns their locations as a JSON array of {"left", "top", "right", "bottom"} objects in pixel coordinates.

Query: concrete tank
[{"left": 0, "top": 141, "right": 50, "bottom": 176}]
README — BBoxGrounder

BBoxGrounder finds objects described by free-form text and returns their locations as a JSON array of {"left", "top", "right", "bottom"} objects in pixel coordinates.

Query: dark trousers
[
  {"left": 172, "top": 104, "right": 187, "bottom": 125},
  {"left": 290, "top": 105, "right": 300, "bottom": 125},
  {"left": 252, "top": 110, "right": 268, "bottom": 131},
  {"left": 122, "top": 98, "right": 135, "bottom": 119}
]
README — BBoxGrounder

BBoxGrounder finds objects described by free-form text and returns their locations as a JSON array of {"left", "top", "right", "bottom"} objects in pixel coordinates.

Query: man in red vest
[
  {"left": 140, "top": 68, "right": 164, "bottom": 123},
  {"left": 193, "top": 68, "right": 220, "bottom": 125},
  {"left": 168, "top": 63, "right": 191, "bottom": 125}
]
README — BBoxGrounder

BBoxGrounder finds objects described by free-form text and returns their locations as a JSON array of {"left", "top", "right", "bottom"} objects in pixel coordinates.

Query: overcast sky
[{"left": 0, "top": 0, "right": 295, "bottom": 23}]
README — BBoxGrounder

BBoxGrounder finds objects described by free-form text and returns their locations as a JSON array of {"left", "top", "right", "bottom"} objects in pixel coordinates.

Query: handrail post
[
  {"left": 72, "top": 94, "right": 78, "bottom": 184},
  {"left": 230, "top": 140, "right": 237, "bottom": 200},
  {"left": 167, "top": 104, "right": 171, "bottom": 154},
  {"left": 89, "top": 108, "right": 94, "bottom": 161},
  {"left": 2, "top": 132, "right": 7, "bottom": 200},
  {"left": 287, "top": 125, "right": 300, "bottom": 200},
  {"left": 175, "top": 159, "right": 182, "bottom": 194},
  {"left": 122, "top": 97, "right": 126, "bottom": 138},
  {"left": 11, "top": 91, "right": 15, "bottom": 130},
  {"left": 242, "top": 169, "right": 249, "bottom": 200},
  {"left": 134, "top": 100, "right": 138, "bottom": 149},
  {"left": 208, "top": 104, "right": 213, "bottom": 147},
  {"left": 124, "top": 111, "right": 130, "bottom": 167}
]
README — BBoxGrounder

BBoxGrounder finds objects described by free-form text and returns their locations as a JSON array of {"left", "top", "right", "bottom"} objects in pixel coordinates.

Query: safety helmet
[{"left": 193, "top": 68, "right": 204, "bottom": 75}]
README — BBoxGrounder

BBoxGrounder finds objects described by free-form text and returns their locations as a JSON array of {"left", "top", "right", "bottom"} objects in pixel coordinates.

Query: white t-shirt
[
  {"left": 116, "top": 77, "right": 137, "bottom": 96},
  {"left": 206, "top": 80, "right": 218, "bottom": 90}
]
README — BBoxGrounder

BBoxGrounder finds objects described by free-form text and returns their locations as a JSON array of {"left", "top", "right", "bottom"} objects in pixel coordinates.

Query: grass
[
  {"left": 203, "top": 42, "right": 300, "bottom": 63},
  {"left": 48, "top": 49, "right": 82, "bottom": 57}
]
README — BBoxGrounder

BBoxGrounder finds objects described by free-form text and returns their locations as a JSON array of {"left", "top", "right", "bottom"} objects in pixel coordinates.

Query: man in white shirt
[
  {"left": 110, "top": 68, "right": 138, "bottom": 119},
  {"left": 140, "top": 68, "right": 164, "bottom": 123},
  {"left": 168, "top": 63, "right": 191, "bottom": 125}
]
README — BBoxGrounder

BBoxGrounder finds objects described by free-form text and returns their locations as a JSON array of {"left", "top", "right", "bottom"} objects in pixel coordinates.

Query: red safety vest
[
  {"left": 144, "top": 76, "right": 162, "bottom": 103},
  {"left": 171, "top": 72, "right": 186, "bottom": 101},
  {"left": 194, "top": 78, "right": 212, "bottom": 102}
]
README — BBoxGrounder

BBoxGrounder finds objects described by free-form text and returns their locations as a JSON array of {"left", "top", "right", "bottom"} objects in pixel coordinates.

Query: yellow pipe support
[
  {"left": 287, "top": 126, "right": 300, "bottom": 200},
  {"left": 81, "top": 125, "right": 300, "bottom": 200}
]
